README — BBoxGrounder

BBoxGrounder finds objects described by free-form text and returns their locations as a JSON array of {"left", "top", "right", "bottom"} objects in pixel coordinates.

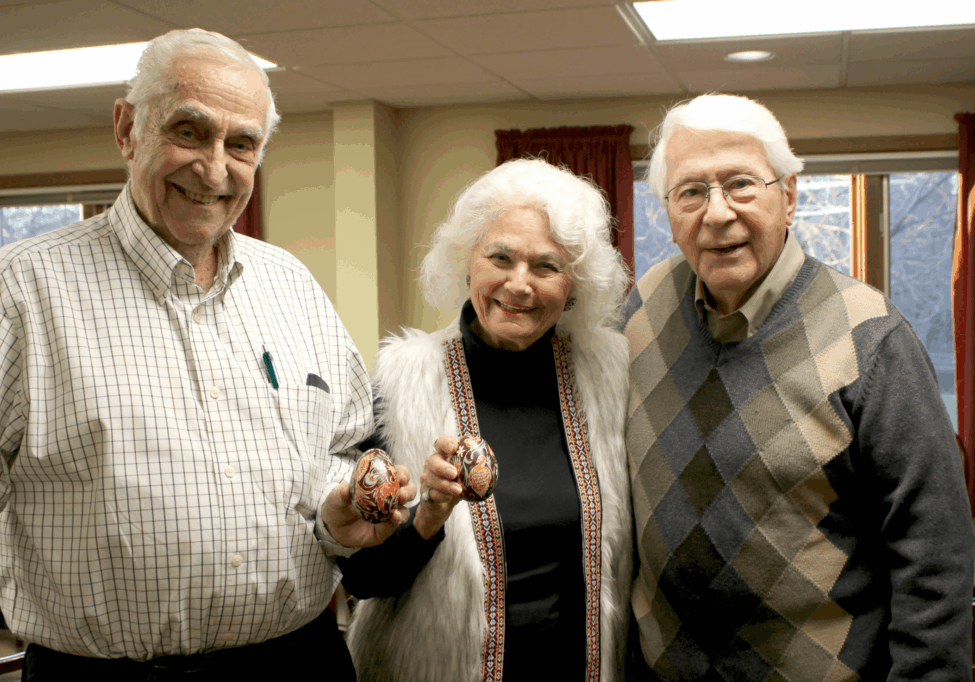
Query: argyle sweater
[{"left": 623, "top": 254, "right": 973, "bottom": 681}]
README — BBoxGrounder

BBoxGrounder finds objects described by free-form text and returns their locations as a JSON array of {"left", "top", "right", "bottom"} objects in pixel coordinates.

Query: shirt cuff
[{"left": 316, "top": 482, "right": 358, "bottom": 558}]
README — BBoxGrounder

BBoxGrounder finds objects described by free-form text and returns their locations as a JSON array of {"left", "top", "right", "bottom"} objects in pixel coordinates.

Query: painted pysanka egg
[
  {"left": 350, "top": 449, "right": 400, "bottom": 523},
  {"left": 451, "top": 436, "right": 498, "bottom": 503}
]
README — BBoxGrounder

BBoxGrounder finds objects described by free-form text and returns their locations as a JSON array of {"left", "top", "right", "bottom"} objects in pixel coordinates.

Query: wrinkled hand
[
  {"left": 414, "top": 435, "right": 464, "bottom": 540},
  {"left": 322, "top": 465, "right": 416, "bottom": 548}
]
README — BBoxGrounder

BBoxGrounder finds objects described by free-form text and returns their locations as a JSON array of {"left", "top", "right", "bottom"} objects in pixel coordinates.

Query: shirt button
[
  {"left": 210, "top": 388, "right": 221, "bottom": 399},
  {"left": 231, "top": 554, "right": 243, "bottom": 568},
  {"left": 224, "top": 466, "right": 235, "bottom": 479},
  {"left": 193, "top": 310, "right": 203, "bottom": 324}
]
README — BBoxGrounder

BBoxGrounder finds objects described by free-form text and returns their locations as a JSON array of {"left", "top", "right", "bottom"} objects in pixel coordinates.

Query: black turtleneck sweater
[{"left": 340, "top": 302, "right": 586, "bottom": 679}]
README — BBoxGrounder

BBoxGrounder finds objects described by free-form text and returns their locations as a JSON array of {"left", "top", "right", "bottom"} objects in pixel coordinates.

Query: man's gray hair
[
  {"left": 646, "top": 93, "right": 804, "bottom": 200},
  {"left": 419, "top": 158, "right": 629, "bottom": 339},
  {"left": 125, "top": 28, "right": 281, "bottom": 157}
]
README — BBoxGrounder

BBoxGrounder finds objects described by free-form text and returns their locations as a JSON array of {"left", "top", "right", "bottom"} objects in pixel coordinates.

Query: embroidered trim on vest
[
  {"left": 552, "top": 335, "right": 602, "bottom": 682},
  {"left": 444, "top": 335, "right": 603, "bottom": 682},
  {"left": 444, "top": 338, "right": 506, "bottom": 682}
]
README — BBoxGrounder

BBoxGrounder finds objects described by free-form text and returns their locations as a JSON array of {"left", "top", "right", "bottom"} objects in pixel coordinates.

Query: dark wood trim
[
  {"left": 0, "top": 169, "right": 127, "bottom": 191},
  {"left": 790, "top": 134, "right": 959, "bottom": 156},
  {"left": 852, "top": 175, "right": 889, "bottom": 294},
  {"left": 630, "top": 133, "right": 959, "bottom": 162}
]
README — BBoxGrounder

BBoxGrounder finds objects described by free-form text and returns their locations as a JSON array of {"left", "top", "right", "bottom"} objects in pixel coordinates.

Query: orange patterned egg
[
  {"left": 350, "top": 449, "right": 400, "bottom": 523},
  {"left": 451, "top": 436, "right": 498, "bottom": 503}
]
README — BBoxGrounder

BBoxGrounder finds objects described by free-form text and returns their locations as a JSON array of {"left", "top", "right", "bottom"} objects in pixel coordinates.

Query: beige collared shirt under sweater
[{"left": 694, "top": 230, "right": 806, "bottom": 344}]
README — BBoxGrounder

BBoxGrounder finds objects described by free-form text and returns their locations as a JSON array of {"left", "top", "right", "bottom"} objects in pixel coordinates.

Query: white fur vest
[{"left": 345, "top": 319, "right": 632, "bottom": 681}]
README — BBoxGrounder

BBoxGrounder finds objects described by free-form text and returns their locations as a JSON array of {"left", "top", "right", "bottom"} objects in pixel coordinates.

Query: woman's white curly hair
[{"left": 419, "top": 158, "right": 629, "bottom": 340}]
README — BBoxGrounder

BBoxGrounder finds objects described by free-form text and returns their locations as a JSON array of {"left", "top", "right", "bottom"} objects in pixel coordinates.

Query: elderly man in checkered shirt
[
  {"left": 624, "top": 93, "right": 973, "bottom": 681},
  {"left": 0, "top": 28, "right": 414, "bottom": 680}
]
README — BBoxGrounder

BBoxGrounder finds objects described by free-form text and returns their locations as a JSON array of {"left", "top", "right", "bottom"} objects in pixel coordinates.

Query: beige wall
[
  {"left": 3, "top": 82, "right": 974, "bottom": 353},
  {"left": 0, "top": 126, "right": 122, "bottom": 174},
  {"left": 261, "top": 111, "right": 336, "bottom": 299},
  {"left": 330, "top": 101, "right": 405, "bottom": 367},
  {"left": 374, "top": 101, "right": 404, "bottom": 338}
]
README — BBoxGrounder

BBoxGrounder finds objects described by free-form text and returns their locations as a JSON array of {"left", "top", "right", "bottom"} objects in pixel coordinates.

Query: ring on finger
[{"left": 421, "top": 490, "right": 431, "bottom": 504}]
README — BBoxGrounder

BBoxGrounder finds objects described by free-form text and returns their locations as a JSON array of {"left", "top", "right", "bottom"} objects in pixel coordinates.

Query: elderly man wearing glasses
[{"left": 623, "top": 93, "right": 973, "bottom": 680}]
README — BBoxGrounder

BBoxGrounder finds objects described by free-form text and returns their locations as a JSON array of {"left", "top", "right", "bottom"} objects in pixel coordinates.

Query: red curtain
[
  {"left": 233, "top": 171, "right": 263, "bottom": 240},
  {"left": 954, "top": 113, "right": 975, "bottom": 516},
  {"left": 495, "top": 125, "right": 635, "bottom": 275}
]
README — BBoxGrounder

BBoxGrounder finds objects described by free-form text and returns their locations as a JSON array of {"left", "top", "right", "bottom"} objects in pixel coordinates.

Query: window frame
[
  {"left": 0, "top": 169, "right": 126, "bottom": 209},
  {"left": 800, "top": 153, "right": 958, "bottom": 296}
]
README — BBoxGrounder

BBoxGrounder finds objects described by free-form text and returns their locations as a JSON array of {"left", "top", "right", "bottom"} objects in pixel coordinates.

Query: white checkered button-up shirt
[{"left": 0, "top": 185, "right": 372, "bottom": 659}]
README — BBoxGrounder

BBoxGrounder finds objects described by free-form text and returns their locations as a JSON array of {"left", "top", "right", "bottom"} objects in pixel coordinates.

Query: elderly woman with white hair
[{"left": 337, "top": 158, "right": 633, "bottom": 681}]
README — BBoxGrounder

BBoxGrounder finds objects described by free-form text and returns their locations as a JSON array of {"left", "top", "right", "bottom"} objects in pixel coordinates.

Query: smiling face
[
  {"left": 467, "top": 207, "right": 573, "bottom": 351},
  {"left": 114, "top": 53, "right": 268, "bottom": 268},
  {"left": 664, "top": 127, "right": 797, "bottom": 314}
]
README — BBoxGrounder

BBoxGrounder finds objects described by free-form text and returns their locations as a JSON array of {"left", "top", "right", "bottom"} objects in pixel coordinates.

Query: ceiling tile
[
  {"left": 846, "top": 59, "right": 975, "bottom": 87},
  {"left": 518, "top": 72, "right": 681, "bottom": 99},
  {"left": 473, "top": 45, "right": 668, "bottom": 83},
  {"left": 0, "top": 0, "right": 970, "bottom": 132},
  {"left": 238, "top": 23, "right": 453, "bottom": 67},
  {"left": 300, "top": 57, "right": 500, "bottom": 89},
  {"left": 278, "top": 89, "right": 371, "bottom": 114},
  {"left": 267, "top": 68, "right": 352, "bottom": 112},
  {"left": 0, "top": 0, "right": 176, "bottom": 56},
  {"left": 850, "top": 26, "right": 975, "bottom": 62},
  {"left": 413, "top": 6, "right": 636, "bottom": 55},
  {"left": 112, "top": 0, "right": 396, "bottom": 36},
  {"left": 358, "top": 81, "right": 529, "bottom": 107},
  {"left": 677, "top": 65, "right": 841, "bottom": 93},
  {"left": 369, "top": 0, "right": 615, "bottom": 20},
  {"left": 13, "top": 83, "right": 126, "bottom": 110},
  {"left": 654, "top": 34, "right": 843, "bottom": 70}
]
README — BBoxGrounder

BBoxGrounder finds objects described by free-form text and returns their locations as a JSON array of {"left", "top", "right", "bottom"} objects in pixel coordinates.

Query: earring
[
  {"left": 563, "top": 296, "right": 576, "bottom": 312},
  {"left": 466, "top": 275, "right": 471, "bottom": 288}
]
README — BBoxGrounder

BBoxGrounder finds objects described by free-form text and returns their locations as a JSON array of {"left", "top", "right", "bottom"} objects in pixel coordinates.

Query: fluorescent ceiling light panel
[
  {"left": 632, "top": 0, "right": 975, "bottom": 41},
  {"left": 0, "top": 43, "right": 276, "bottom": 94}
]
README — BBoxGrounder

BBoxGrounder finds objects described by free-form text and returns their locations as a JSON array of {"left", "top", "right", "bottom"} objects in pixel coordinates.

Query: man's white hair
[
  {"left": 646, "top": 93, "right": 804, "bottom": 200},
  {"left": 124, "top": 28, "right": 281, "bottom": 160},
  {"left": 419, "top": 158, "right": 629, "bottom": 340}
]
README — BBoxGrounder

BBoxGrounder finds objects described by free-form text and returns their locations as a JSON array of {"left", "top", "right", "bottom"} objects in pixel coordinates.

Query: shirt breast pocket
[{"left": 272, "top": 384, "right": 335, "bottom": 515}]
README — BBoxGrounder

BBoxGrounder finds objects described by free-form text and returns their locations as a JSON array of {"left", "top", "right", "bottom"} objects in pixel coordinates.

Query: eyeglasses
[{"left": 665, "top": 175, "right": 782, "bottom": 213}]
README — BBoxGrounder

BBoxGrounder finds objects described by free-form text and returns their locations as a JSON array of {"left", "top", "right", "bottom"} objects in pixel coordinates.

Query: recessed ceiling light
[
  {"left": 0, "top": 42, "right": 277, "bottom": 94},
  {"left": 725, "top": 50, "right": 775, "bottom": 63},
  {"left": 631, "top": 0, "right": 975, "bottom": 41}
]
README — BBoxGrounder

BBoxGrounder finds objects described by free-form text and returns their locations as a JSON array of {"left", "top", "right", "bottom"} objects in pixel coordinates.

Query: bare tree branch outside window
[{"left": 0, "top": 205, "right": 82, "bottom": 247}]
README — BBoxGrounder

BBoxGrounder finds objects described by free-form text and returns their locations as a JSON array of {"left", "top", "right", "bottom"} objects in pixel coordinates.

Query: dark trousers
[{"left": 23, "top": 608, "right": 356, "bottom": 681}]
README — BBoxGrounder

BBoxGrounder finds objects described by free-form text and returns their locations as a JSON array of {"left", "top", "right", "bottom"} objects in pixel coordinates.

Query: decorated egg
[
  {"left": 451, "top": 436, "right": 498, "bottom": 502},
  {"left": 350, "top": 449, "right": 400, "bottom": 523}
]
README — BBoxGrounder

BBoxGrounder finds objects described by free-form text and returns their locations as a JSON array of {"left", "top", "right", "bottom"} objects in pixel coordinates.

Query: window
[
  {"left": 889, "top": 171, "right": 958, "bottom": 428},
  {"left": 633, "top": 154, "right": 959, "bottom": 429},
  {"left": 0, "top": 170, "right": 125, "bottom": 247},
  {"left": 793, "top": 175, "right": 851, "bottom": 275},
  {"left": 0, "top": 204, "right": 83, "bottom": 246},
  {"left": 633, "top": 175, "right": 680, "bottom": 281}
]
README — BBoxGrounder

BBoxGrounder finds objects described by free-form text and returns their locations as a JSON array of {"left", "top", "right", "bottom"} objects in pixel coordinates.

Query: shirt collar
[
  {"left": 694, "top": 229, "right": 805, "bottom": 342},
  {"left": 110, "top": 182, "right": 244, "bottom": 302}
]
